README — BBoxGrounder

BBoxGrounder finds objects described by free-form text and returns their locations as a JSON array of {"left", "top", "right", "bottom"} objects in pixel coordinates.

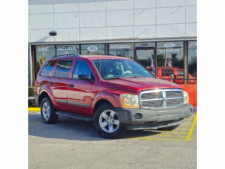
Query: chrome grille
[{"left": 139, "top": 89, "right": 184, "bottom": 109}]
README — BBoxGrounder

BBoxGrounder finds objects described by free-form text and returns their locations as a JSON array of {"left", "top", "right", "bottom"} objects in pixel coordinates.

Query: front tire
[
  {"left": 93, "top": 103, "right": 125, "bottom": 138},
  {"left": 40, "top": 97, "right": 58, "bottom": 124}
]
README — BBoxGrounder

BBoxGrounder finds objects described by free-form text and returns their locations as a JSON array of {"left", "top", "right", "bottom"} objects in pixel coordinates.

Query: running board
[{"left": 56, "top": 111, "right": 93, "bottom": 122}]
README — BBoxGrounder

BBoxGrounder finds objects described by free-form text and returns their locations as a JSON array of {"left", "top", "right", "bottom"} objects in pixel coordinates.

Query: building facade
[{"left": 28, "top": 0, "right": 197, "bottom": 86}]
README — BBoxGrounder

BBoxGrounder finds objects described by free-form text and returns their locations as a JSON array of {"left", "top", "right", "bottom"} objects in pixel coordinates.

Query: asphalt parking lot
[{"left": 29, "top": 110, "right": 197, "bottom": 169}]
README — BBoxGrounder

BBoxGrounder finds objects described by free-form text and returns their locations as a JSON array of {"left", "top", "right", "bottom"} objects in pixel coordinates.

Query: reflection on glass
[
  {"left": 73, "top": 61, "right": 92, "bottom": 79},
  {"left": 55, "top": 60, "right": 73, "bottom": 78},
  {"left": 41, "top": 61, "right": 56, "bottom": 77},
  {"left": 81, "top": 44, "right": 105, "bottom": 55},
  {"left": 188, "top": 41, "right": 197, "bottom": 77},
  {"left": 157, "top": 42, "right": 184, "bottom": 69},
  {"left": 56, "top": 45, "right": 79, "bottom": 56},
  {"left": 36, "top": 45, "right": 56, "bottom": 74},
  {"left": 136, "top": 49, "right": 154, "bottom": 68},
  {"left": 109, "top": 43, "right": 134, "bottom": 59},
  {"left": 93, "top": 59, "right": 152, "bottom": 80}
]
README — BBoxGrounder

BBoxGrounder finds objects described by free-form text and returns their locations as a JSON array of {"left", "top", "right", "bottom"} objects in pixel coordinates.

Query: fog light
[{"left": 135, "top": 113, "right": 143, "bottom": 119}]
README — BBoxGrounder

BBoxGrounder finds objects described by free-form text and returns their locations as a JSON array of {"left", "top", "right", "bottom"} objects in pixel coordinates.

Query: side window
[
  {"left": 40, "top": 60, "right": 56, "bottom": 77},
  {"left": 177, "top": 69, "right": 184, "bottom": 77},
  {"left": 54, "top": 59, "right": 73, "bottom": 78},
  {"left": 162, "top": 69, "right": 174, "bottom": 76},
  {"left": 73, "top": 60, "right": 93, "bottom": 79}
]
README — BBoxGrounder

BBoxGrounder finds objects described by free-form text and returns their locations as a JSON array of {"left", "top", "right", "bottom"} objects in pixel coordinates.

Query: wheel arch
[
  {"left": 93, "top": 99, "right": 113, "bottom": 114},
  {"left": 91, "top": 90, "right": 122, "bottom": 114},
  {"left": 38, "top": 91, "right": 50, "bottom": 106}
]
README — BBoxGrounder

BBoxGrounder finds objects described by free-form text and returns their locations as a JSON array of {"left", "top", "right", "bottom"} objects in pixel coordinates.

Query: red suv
[{"left": 34, "top": 55, "right": 193, "bottom": 138}]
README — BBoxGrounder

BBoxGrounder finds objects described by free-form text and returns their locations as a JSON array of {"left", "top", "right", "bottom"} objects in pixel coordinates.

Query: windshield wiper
[
  {"left": 125, "top": 76, "right": 144, "bottom": 78},
  {"left": 103, "top": 77, "right": 121, "bottom": 80}
]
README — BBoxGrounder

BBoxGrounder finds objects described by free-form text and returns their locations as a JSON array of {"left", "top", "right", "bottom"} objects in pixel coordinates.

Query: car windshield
[{"left": 92, "top": 59, "right": 152, "bottom": 80}]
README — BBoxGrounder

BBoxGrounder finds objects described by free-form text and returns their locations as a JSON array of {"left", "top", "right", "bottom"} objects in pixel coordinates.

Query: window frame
[
  {"left": 40, "top": 60, "right": 57, "bottom": 77},
  {"left": 72, "top": 59, "right": 95, "bottom": 81},
  {"left": 161, "top": 68, "right": 174, "bottom": 77},
  {"left": 53, "top": 59, "right": 74, "bottom": 79}
]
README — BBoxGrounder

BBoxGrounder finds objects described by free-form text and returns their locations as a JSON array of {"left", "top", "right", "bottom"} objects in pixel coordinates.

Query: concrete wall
[{"left": 28, "top": 0, "right": 197, "bottom": 43}]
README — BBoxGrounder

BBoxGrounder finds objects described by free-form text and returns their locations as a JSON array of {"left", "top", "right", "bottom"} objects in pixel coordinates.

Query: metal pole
[{"left": 184, "top": 41, "right": 188, "bottom": 84}]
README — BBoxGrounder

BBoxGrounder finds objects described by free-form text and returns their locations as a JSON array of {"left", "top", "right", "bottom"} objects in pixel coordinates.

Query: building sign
[
  {"left": 163, "top": 43, "right": 176, "bottom": 48},
  {"left": 87, "top": 46, "right": 98, "bottom": 52},
  {"left": 57, "top": 46, "right": 77, "bottom": 51},
  {"left": 159, "top": 49, "right": 180, "bottom": 53},
  {"left": 110, "top": 44, "right": 132, "bottom": 50},
  {"left": 37, "top": 47, "right": 49, "bottom": 52}
]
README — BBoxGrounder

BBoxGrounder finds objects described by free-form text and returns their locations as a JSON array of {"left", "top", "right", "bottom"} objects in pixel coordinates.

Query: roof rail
[{"left": 50, "top": 54, "right": 80, "bottom": 58}]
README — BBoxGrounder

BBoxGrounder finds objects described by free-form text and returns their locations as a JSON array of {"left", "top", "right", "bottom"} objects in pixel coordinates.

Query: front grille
[
  {"left": 142, "top": 100, "right": 163, "bottom": 107},
  {"left": 140, "top": 89, "right": 184, "bottom": 109}
]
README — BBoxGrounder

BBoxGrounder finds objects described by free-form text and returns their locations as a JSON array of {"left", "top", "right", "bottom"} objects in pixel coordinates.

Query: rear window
[
  {"left": 161, "top": 69, "right": 174, "bottom": 76},
  {"left": 177, "top": 69, "right": 184, "bottom": 77},
  {"left": 54, "top": 59, "right": 73, "bottom": 78},
  {"left": 40, "top": 60, "right": 56, "bottom": 77}
]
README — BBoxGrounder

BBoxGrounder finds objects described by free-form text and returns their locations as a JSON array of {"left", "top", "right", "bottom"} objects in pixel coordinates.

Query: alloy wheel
[
  {"left": 42, "top": 101, "right": 50, "bottom": 120},
  {"left": 99, "top": 109, "right": 120, "bottom": 133}
]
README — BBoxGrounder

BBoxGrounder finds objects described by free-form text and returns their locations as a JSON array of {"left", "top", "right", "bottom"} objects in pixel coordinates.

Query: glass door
[{"left": 135, "top": 47, "right": 156, "bottom": 74}]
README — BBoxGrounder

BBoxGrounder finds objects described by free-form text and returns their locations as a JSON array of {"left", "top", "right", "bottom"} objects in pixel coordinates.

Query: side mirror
[{"left": 79, "top": 74, "right": 93, "bottom": 81}]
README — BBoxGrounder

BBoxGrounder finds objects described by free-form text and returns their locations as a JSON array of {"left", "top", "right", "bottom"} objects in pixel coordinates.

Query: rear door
[{"left": 51, "top": 59, "right": 73, "bottom": 111}]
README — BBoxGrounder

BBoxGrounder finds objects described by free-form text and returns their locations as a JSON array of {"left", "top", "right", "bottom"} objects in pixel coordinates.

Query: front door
[
  {"left": 67, "top": 59, "right": 95, "bottom": 116},
  {"left": 135, "top": 47, "right": 156, "bottom": 75}
]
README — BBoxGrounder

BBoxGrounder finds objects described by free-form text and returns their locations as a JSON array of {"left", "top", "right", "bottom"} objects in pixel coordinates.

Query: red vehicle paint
[
  {"left": 34, "top": 55, "right": 193, "bottom": 138},
  {"left": 146, "top": 67, "right": 197, "bottom": 84}
]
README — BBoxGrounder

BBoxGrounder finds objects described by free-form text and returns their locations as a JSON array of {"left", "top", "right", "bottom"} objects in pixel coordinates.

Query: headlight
[
  {"left": 183, "top": 91, "right": 189, "bottom": 104},
  {"left": 120, "top": 94, "right": 139, "bottom": 108}
]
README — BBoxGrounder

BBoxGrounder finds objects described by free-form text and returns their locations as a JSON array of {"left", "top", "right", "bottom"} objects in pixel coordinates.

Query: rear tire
[
  {"left": 40, "top": 97, "right": 58, "bottom": 124},
  {"left": 93, "top": 103, "right": 125, "bottom": 138}
]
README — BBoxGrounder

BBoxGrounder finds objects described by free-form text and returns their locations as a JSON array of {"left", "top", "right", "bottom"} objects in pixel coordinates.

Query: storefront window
[
  {"left": 81, "top": 44, "right": 105, "bottom": 55},
  {"left": 135, "top": 42, "right": 155, "bottom": 68},
  {"left": 109, "top": 43, "right": 134, "bottom": 59},
  {"left": 157, "top": 42, "right": 184, "bottom": 69},
  {"left": 36, "top": 45, "right": 56, "bottom": 74},
  {"left": 56, "top": 45, "right": 79, "bottom": 56},
  {"left": 28, "top": 53, "right": 31, "bottom": 86},
  {"left": 188, "top": 41, "right": 197, "bottom": 77}
]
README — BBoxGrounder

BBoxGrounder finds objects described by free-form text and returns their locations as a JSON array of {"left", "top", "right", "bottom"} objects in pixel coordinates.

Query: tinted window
[
  {"left": 177, "top": 69, "right": 184, "bottom": 77},
  {"left": 73, "top": 60, "right": 92, "bottom": 79},
  {"left": 162, "top": 69, "right": 174, "bottom": 76},
  {"left": 54, "top": 60, "right": 73, "bottom": 78},
  {"left": 40, "top": 60, "right": 56, "bottom": 77}
]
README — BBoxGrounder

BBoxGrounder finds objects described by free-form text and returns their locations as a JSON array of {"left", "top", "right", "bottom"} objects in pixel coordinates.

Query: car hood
[{"left": 103, "top": 77, "right": 181, "bottom": 93}]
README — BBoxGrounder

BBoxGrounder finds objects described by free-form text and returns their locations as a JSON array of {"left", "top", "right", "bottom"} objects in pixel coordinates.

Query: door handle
[
  {"left": 68, "top": 84, "right": 74, "bottom": 88},
  {"left": 49, "top": 82, "right": 54, "bottom": 85}
]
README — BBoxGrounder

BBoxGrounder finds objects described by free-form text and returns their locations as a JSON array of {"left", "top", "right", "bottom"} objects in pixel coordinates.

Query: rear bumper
[{"left": 115, "top": 104, "right": 193, "bottom": 129}]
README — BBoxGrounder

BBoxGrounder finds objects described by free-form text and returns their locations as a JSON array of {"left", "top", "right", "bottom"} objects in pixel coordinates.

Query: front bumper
[{"left": 115, "top": 104, "right": 193, "bottom": 130}]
